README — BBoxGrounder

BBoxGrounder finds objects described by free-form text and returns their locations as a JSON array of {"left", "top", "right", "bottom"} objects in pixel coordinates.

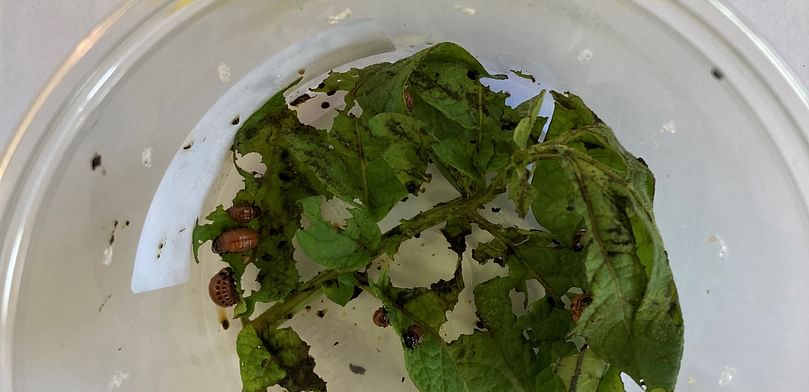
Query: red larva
[
  {"left": 227, "top": 203, "right": 261, "bottom": 223},
  {"left": 372, "top": 307, "right": 390, "bottom": 328},
  {"left": 570, "top": 293, "right": 593, "bottom": 323},
  {"left": 209, "top": 267, "right": 238, "bottom": 307},
  {"left": 404, "top": 89, "right": 414, "bottom": 111},
  {"left": 213, "top": 228, "right": 259, "bottom": 254}
]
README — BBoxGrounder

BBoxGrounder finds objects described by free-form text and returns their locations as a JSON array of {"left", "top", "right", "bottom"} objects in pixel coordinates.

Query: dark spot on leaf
[
  {"left": 349, "top": 363, "right": 366, "bottom": 375},
  {"left": 582, "top": 141, "right": 601, "bottom": 150},
  {"left": 278, "top": 172, "right": 293, "bottom": 182},
  {"left": 467, "top": 70, "right": 480, "bottom": 80},
  {"left": 405, "top": 181, "right": 418, "bottom": 194},
  {"left": 290, "top": 94, "right": 313, "bottom": 106},
  {"left": 91, "top": 154, "right": 102, "bottom": 171},
  {"left": 491, "top": 207, "right": 501, "bottom": 213},
  {"left": 316, "top": 310, "right": 326, "bottom": 318},
  {"left": 320, "top": 101, "right": 331, "bottom": 109},
  {"left": 711, "top": 67, "right": 724, "bottom": 80},
  {"left": 546, "top": 296, "right": 556, "bottom": 306},
  {"left": 493, "top": 256, "right": 505, "bottom": 267},
  {"left": 414, "top": 232, "right": 421, "bottom": 239},
  {"left": 326, "top": 90, "right": 337, "bottom": 96},
  {"left": 286, "top": 313, "right": 294, "bottom": 320},
  {"left": 566, "top": 206, "right": 575, "bottom": 212},
  {"left": 637, "top": 157, "right": 648, "bottom": 167}
]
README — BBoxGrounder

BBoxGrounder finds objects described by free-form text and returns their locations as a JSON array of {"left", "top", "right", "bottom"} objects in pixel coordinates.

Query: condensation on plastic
[{"left": 1, "top": 0, "right": 809, "bottom": 391}]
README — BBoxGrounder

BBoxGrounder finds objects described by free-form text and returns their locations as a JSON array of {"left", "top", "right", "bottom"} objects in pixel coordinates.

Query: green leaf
[
  {"left": 441, "top": 217, "right": 473, "bottom": 260},
  {"left": 529, "top": 92, "right": 683, "bottom": 390},
  {"left": 237, "top": 325, "right": 326, "bottom": 392},
  {"left": 512, "top": 91, "right": 545, "bottom": 148},
  {"left": 295, "top": 196, "right": 382, "bottom": 271},
  {"left": 322, "top": 273, "right": 359, "bottom": 306},
  {"left": 285, "top": 111, "right": 407, "bottom": 220},
  {"left": 432, "top": 137, "right": 483, "bottom": 182},
  {"left": 473, "top": 226, "right": 587, "bottom": 300},
  {"left": 368, "top": 113, "right": 436, "bottom": 192}
]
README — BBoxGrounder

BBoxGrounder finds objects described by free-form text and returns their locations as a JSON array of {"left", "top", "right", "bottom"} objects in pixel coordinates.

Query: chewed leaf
[
  {"left": 237, "top": 325, "right": 326, "bottom": 392},
  {"left": 295, "top": 196, "right": 382, "bottom": 271},
  {"left": 528, "top": 92, "right": 683, "bottom": 390},
  {"left": 323, "top": 273, "right": 359, "bottom": 306}
]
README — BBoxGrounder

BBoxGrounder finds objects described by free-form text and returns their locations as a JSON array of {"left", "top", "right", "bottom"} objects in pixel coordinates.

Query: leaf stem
[
  {"left": 249, "top": 184, "right": 502, "bottom": 331},
  {"left": 467, "top": 212, "right": 559, "bottom": 300},
  {"left": 569, "top": 345, "right": 588, "bottom": 392},
  {"left": 248, "top": 270, "right": 339, "bottom": 331}
]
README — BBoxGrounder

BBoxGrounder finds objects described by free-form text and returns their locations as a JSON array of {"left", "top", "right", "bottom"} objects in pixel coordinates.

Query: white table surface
[{"left": 1, "top": 0, "right": 808, "bottom": 148}]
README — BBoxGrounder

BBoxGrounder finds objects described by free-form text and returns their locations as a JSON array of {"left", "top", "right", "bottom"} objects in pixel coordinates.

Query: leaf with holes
[
  {"left": 237, "top": 325, "right": 326, "bottom": 392},
  {"left": 528, "top": 92, "right": 683, "bottom": 391},
  {"left": 295, "top": 196, "right": 382, "bottom": 271}
]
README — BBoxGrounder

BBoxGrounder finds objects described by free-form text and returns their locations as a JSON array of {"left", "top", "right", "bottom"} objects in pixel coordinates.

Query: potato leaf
[
  {"left": 529, "top": 92, "right": 683, "bottom": 391},
  {"left": 295, "top": 196, "right": 382, "bottom": 271},
  {"left": 237, "top": 325, "right": 326, "bottom": 392}
]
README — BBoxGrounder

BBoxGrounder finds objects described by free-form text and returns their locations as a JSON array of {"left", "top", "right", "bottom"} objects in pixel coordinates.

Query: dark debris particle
[
  {"left": 91, "top": 154, "right": 102, "bottom": 171},
  {"left": 305, "top": 306, "right": 312, "bottom": 312},
  {"left": 221, "top": 319, "right": 230, "bottom": 330},
  {"left": 711, "top": 67, "right": 724, "bottom": 80},
  {"left": 298, "top": 68, "right": 306, "bottom": 75},
  {"left": 326, "top": 90, "right": 337, "bottom": 96},
  {"left": 183, "top": 141, "right": 193, "bottom": 150},
  {"left": 491, "top": 207, "right": 501, "bottom": 213},
  {"left": 333, "top": 341, "right": 339, "bottom": 346},
  {"left": 320, "top": 101, "right": 331, "bottom": 109},
  {"left": 117, "top": 347, "right": 122, "bottom": 352},
  {"left": 124, "top": 220, "right": 130, "bottom": 227},
  {"left": 475, "top": 320, "right": 486, "bottom": 329},
  {"left": 402, "top": 377, "right": 406, "bottom": 383},
  {"left": 400, "top": 196, "right": 409, "bottom": 203},
  {"left": 286, "top": 313, "right": 294, "bottom": 320},
  {"left": 316, "top": 310, "right": 326, "bottom": 318},
  {"left": 231, "top": 115, "right": 240, "bottom": 125},
  {"left": 349, "top": 363, "right": 366, "bottom": 375},
  {"left": 414, "top": 232, "right": 421, "bottom": 239}
]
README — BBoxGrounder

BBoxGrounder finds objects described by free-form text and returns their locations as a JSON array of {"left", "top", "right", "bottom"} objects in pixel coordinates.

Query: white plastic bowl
[{"left": 2, "top": 1, "right": 809, "bottom": 391}]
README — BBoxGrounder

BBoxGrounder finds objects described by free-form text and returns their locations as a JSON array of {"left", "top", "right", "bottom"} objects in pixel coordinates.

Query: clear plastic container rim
[{"left": 2, "top": 0, "right": 809, "bottom": 391}]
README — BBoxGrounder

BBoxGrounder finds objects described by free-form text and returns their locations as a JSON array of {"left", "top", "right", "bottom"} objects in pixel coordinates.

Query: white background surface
[{"left": 1, "top": 0, "right": 808, "bottom": 146}]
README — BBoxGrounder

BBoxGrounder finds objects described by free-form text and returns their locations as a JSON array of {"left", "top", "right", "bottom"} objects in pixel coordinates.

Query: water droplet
[
  {"left": 577, "top": 49, "right": 593, "bottom": 63},
  {"left": 718, "top": 366, "right": 736, "bottom": 386},
  {"left": 454, "top": 5, "right": 477, "bottom": 15},
  {"left": 708, "top": 234, "right": 729, "bottom": 259},
  {"left": 328, "top": 8, "right": 352, "bottom": 24},
  {"left": 660, "top": 120, "right": 677, "bottom": 134},
  {"left": 217, "top": 62, "right": 231, "bottom": 83}
]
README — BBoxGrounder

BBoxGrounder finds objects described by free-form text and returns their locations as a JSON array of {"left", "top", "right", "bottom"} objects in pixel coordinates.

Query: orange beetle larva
[
  {"left": 570, "top": 293, "right": 593, "bottom": 323},
  {"left": 227, "top": 203, "right": 261, "bottom": 223},
  {"left": 212, "top": 228, "right": 259, "bottom": 254},
  {"left": 209, "top": 267, "right": 238, "bottom": 307},
  {"left": 372, "top": 307, "right": 390, "bottom": 328}
]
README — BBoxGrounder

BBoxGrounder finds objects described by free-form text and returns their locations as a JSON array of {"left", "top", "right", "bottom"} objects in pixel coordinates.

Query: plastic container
[{"left": 2, "top": 1, "right": 809, "bottom": 391}]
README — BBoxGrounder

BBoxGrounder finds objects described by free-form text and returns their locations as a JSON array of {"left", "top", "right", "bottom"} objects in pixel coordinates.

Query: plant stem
[
  {"left": 248, "top": 184, "right": 503, "bottom": 331},
  {"left": 467, "top": 211, "right": 558, "bottom": 300},
  {"left": 248, "top": 270, "right": 338, "bottom": 331}
]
